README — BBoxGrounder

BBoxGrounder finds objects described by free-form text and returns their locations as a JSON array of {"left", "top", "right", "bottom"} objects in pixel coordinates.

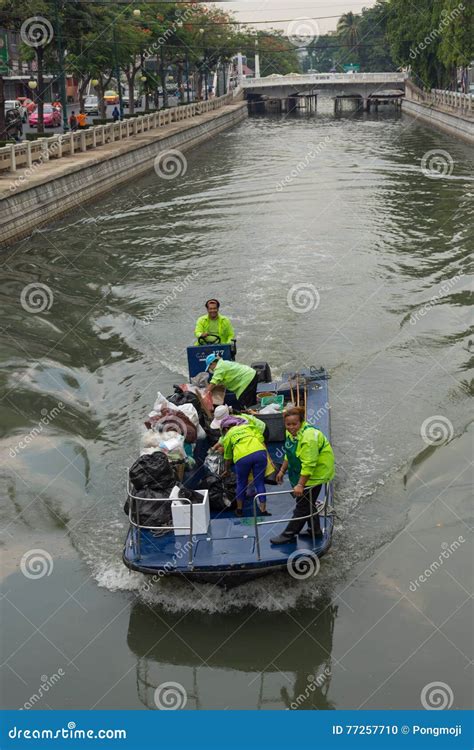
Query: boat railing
[
  {"left": 252, "top": 484, "right": 335, "bottom": 560},
  {"left": 127, "top": 482, "right": 194, "bottom": 566}
]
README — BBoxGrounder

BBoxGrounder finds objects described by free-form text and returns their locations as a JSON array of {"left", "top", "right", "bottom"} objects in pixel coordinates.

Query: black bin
[{"left": 258, "top": 412, "right": 285, "bottom": 442}]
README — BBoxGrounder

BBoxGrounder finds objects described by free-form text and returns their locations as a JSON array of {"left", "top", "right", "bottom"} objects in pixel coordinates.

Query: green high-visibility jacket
[
  {"left": 284, "top": 422, "right": 335, "bottom": 487},
  {"left": 221, "top": 423, "right": 265, "bottom": 463},
  {"left": 194, "top": 314, "right": 235, "bottom": 345},
  {"left": 210, "top": 360, "right": 255, "bottom": 398}
]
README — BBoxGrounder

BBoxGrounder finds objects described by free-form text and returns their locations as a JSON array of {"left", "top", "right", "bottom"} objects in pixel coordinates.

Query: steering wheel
[{"left": 198, "top": 334, "right": 221, "bottom": 345}]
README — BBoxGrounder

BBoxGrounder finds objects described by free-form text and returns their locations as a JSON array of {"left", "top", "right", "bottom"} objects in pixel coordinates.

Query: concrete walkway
[{"left": 1, "top": 101, "right": 246, "bottom": 200}]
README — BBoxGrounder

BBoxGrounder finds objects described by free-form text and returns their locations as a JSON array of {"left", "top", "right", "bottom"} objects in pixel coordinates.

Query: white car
[
  {"left": 84, "top": 95, "right": 99, "bottom": 115},
  {"left": 4, "top": 99, "right": 27, "bottom": 122}
]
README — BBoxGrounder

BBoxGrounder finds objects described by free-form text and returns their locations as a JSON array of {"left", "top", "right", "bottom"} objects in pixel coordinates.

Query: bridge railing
[
  {"left": 242, "top": 72, "right": 408, "bottom": 87},
  {"left": 0, "top": 92, "right": 235, "bottom": 177},
  {"left": 405, "top": 80, "right": 473, "bottom": 115}
]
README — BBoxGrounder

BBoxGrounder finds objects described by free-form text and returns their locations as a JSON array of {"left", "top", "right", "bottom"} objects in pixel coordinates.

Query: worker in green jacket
[
  {"left": 205, "top": 354, "right": 258, "bottom": 409},
  {"left": 270, "top": 406, "right": 335, "bottom": 545},
  {"left": 194, "top": 299, "right": 235, "bottom": 345}
]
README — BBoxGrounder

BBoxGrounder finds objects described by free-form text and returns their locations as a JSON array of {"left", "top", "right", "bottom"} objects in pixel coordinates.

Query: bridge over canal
[{"left": 242, "top": 72, "right": 408, "bottom": 113}]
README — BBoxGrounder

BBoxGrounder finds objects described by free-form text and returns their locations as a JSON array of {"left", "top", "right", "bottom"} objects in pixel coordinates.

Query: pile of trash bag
[{"left": 124, "top": 452, "right": 203, "bottom": 534}]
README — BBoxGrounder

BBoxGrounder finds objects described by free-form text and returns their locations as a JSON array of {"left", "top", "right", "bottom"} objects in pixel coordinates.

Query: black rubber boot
[{"left": 270, "top": 533, "right": 296, "bottom": 545}]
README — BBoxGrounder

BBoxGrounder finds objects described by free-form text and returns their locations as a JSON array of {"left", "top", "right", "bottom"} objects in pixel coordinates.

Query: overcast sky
[{"left": 211, "top": 1, "right": 377, "bottom": 34}]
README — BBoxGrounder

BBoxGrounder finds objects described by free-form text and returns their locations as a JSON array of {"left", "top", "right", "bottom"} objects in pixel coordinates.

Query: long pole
[{"left": 54, "top": 0, "right": 68, "bottom": 131}]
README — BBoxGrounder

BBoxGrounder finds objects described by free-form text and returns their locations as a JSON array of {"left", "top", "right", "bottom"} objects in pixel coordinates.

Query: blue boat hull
[{"left": 123, "top": 366, "right": 335, "bottom": 588}]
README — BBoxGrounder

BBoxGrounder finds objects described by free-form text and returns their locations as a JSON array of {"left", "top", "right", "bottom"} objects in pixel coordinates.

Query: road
[{"left": 20, "top": 96, "right": 183, "bottom": 135}]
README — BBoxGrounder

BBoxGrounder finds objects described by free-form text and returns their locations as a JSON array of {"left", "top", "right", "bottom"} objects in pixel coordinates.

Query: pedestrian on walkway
[
  {"left": 112, "top": 106, "right": 120, "bottom": 122},
  {"left": 77, "top": 111, "right": 87, "bottom": 129},
  {"left": 69, "top": 111, "right": 78, "bottom": 131}
]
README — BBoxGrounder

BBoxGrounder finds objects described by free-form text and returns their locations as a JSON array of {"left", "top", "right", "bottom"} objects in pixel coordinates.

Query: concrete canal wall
[
  {"left": 402, "top": 99, "right": 474, "bottom": 143},
  {"left": 0, "top": 99, "right": 247, "bottom": 247},
  {"left": 402, "top": 82, "right": 473, "bottom": 143}
]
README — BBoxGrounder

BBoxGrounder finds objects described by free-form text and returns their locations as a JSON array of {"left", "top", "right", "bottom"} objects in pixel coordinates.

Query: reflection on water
[{"left": 127, "top": 597, "right": 337, "bottom": 710}]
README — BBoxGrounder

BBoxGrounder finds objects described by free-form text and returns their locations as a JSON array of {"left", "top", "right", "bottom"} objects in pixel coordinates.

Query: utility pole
[
  {"left": 113, "top": 21, "right": 124, "bottom": 118},
  {"left": 54, "top": 0, "right": 68, "bottom": 131}
]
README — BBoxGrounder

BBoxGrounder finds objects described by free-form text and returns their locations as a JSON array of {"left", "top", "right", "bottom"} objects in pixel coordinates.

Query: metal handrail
[
  {"left": 127, "top": 481, "right": 194, "bottom": 566},
  {"left": 252, "top": 485, "right": 335, "bottom": 560}
]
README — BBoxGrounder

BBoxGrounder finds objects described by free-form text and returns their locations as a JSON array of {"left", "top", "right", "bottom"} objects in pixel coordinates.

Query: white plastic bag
[
  {"left": 152, "top": 391, "right": 178, "bottom": 414},
  {"left": 176, "top": 402, "right": 199, "bottom": 427}
]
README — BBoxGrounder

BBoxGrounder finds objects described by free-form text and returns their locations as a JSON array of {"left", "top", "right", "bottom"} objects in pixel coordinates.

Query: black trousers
[
  {"left": 284, "top": 484, "right": 322, "bottom": 536},
  {"left": 237, "top": 372, "right": 258, "bottom": 409}
]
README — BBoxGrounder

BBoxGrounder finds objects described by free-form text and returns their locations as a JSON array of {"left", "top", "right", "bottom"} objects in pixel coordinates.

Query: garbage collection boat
[{"left": 122, "top": 342, "right": 335, "bottom": 587}]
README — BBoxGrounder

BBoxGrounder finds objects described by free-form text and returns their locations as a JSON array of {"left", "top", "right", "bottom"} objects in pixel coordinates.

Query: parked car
[
  {"left": 123, "top": 94, "right": 141, "bottom": 108},
  {"left": 4, "top": 99, "right": 27, "bottom": 122},
  {"left": 104, "top": 90, "right": 119, "bottom": 104},
  {"left": 28, "top": 104, "right": 62, "bottom": 128},
  {"left": 84, "top": 95, "right": 99, "bottom": 115},
  {"left": 17, "top": 96, "right": 36, "bottom": 114}
]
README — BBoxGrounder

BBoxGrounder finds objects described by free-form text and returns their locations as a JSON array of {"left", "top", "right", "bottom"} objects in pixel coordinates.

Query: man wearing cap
[
  {"left": 205, "top": 355, "right": 258, "bottom": 410},
  {"left": 194, "top": 299, "right": 235, "bottom": 345}
]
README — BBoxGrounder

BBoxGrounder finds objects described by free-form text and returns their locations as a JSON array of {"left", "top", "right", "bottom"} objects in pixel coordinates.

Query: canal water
[{"left": 1, "top": 105, "right": 472, "bottom": 711}]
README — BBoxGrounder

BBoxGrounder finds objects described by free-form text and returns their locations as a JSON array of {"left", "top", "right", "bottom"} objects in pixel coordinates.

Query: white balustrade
[{"left": 0, "top": 93, "right": 237, "bottom": 175}]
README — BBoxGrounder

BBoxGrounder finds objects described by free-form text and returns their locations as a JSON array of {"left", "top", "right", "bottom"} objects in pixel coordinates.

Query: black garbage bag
[
  {"left": 129, "top": 452, "right": 176, "bottom": 494},
  {"left": 199, "top": 475, "right": 228, "bottom": 512},
  {"left": 174, "top": 483, "right": 205, "bottom": 504},
  {"left": 124, "top": 488, "right": 172, "bottom": 530},
  {"left": 223, "top": 473, "right": 236, "bottom": 503}
]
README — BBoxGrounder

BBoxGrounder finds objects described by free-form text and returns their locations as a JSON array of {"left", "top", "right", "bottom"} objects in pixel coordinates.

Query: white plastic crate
[{"left": 171, "top": 489, "right": 210, "bottom": 536}]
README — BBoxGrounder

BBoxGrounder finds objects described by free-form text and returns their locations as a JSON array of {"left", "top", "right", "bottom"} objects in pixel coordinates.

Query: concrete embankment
[
  {"left": 402, "top": 98, "right": 473, "bottom": 143},
  {"left": 0, "top": 100, "right": 247, "bottom": 246}
]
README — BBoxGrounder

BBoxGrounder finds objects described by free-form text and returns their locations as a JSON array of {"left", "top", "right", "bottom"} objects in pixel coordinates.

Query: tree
[{"left": 336, "top": 11, "right": 361, "bottom": 54}]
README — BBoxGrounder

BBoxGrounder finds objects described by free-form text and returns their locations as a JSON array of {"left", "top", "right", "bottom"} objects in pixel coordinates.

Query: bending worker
[
  {"left": 205, "top": 355, "right": 258, "bottom": 410},
  {"left": 195, "top": 299, "right": 235, "bottom": 345},
  {"left": 270, "top": 406, "right": 335, "bottom": 545},
  {"left": 220, "top": 415, "right": 269, "bottom": 517}
]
